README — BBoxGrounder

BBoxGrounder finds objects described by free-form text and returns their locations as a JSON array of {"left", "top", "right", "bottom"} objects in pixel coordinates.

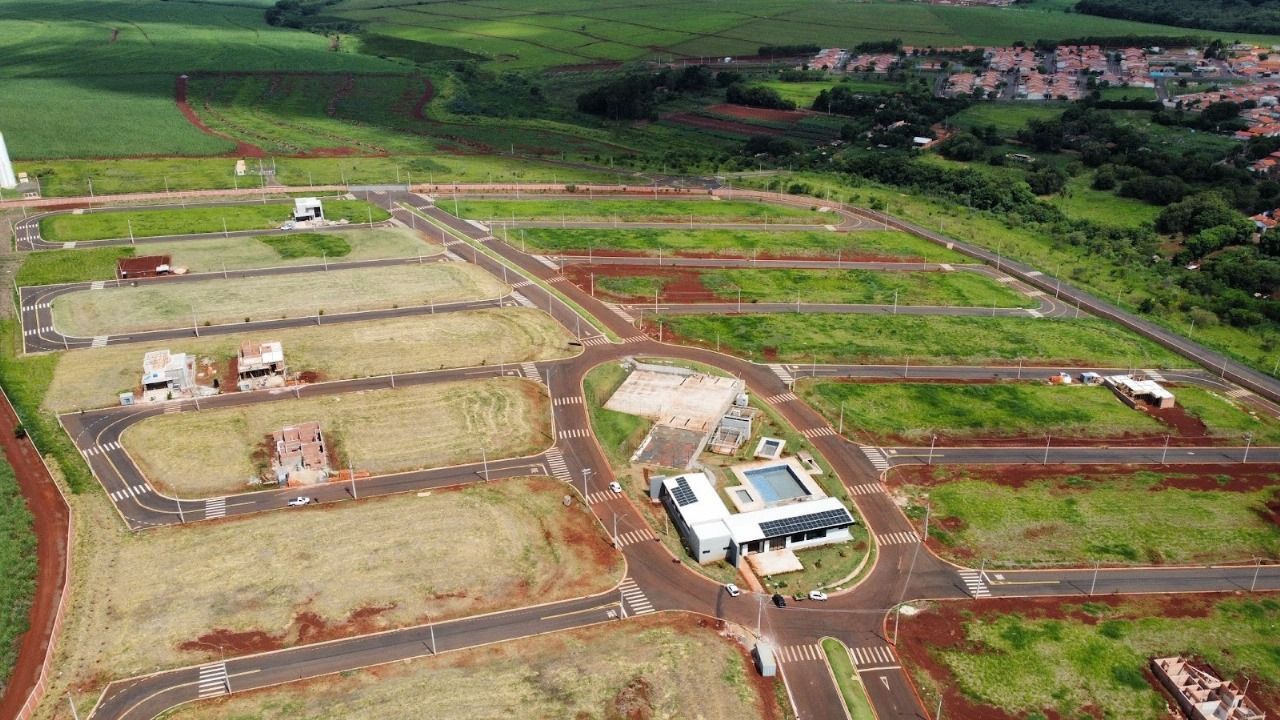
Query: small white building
[
  {"left": 0, "top": 131, "right": 16, "bottom": 190},
  {"left": 1105, "top": 374, "right": 1176, "bottom": 409},
  {"left": 293, "top": 197, "right": 324, "bottom": 222},
  {"left": 141, "top": 350, "right": 195, "bottom": 396},
  {"left": 658, "top": 472, "right": 855, "bottom": 566},
  {"left": 237, "top": 340, "right": 285, "bottom": 390}
]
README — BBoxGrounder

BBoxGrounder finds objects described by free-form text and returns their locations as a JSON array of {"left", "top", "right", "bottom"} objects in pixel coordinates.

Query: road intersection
[{"left": 8, "top": 185, "right": 1277, "bottom": 720}]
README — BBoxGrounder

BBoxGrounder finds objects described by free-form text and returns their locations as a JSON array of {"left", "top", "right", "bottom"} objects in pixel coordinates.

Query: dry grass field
[
  {"left": 51, "top": 263, "right": 508, "bottom": 336},
  {"left": 145, "top": 227, "right": 437, "bottom": 273},
  {"left": 43, "top": 476, "right": 622, "bottom": 720},
  {"left": 120, "top": 378, "right": 550, "bottom": 497},
  {"left": 43, "top": 309, "right": 572, "bottom": 412},
  {"left": 161, "top": 615, "right": 773, "bottom": 720}
]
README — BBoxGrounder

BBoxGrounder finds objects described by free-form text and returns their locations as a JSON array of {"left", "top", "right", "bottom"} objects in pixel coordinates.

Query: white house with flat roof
[{"left": 658, "top": 472, "right": 855, "bottom": 566}]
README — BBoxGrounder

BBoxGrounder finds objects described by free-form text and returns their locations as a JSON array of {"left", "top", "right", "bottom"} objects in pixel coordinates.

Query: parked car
[
  {"left": 724, "top": 583, "right": 741, "bottom": 597},
  {"left": 280, "top": 221, "right": 296, "bottom": 230},
  {"left": 608, "top": 481, "right": 623, "bottom": 494},
  {"left": 808, "top": 590, "right": 829, "bottom": 601},
  {"left": 287, "top": 497, "right": 314, "bottom": 507},
  {"left": 772, "top": 593, "right": 786, "bottom": 608}
]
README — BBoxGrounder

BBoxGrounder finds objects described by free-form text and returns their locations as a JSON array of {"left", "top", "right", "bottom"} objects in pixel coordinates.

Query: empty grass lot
[
  {"left": 897, "top": 468, "right": 1280, "bottom": 565},
  {"left": 797, "top": 382, "right": 1162, "bottom": 443},
  {"left": 121, "top": 378, "right": 549, "bottom": 497},
  {"left": 17, "top": 227, "right": 435, "bottom": 286},
  {"left": 583, "top": 362, "right": 651, "bottom": 469},
  {"left": 161, "top": 616, "right": 772, "bottom": 720},
  {"left": 694, "top": 268, "right": 1032, "bottom": 307},
  {"left": 1175, "top": 386, "right": 1280, "bottom": 444},
  {"left": 451, "top": 199, "right": 825, "bottom": 224},
  {"left": 903, "top": 597, "right": 1280, "bottom": 720},
  {"left": 43, "top": 309, "right": 572, "bottom": 412},
  {"left": 39, "top": 200, "right": 390, "bottom": 243},
  {"left": 51, "top": 263, "right": 507, "bottom": 336},
  {"left": 517, "top": 227, "right": 964, "bottom": 261},
  {"left": 662, "top": 315, "right": 1181, "bottom": 367},
  {"left": 51, "top": 477, "right": 621, "bottom": 715}
]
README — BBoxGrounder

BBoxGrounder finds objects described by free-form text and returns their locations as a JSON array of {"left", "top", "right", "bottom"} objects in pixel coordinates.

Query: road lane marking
[{"left": 618, "top": 578, "right": 655, "bottom": 615}]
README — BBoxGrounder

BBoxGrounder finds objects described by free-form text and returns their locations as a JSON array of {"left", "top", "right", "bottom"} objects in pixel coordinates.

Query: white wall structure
[{"left": 0, "top": 132, "right": 15, "bottom": 189}]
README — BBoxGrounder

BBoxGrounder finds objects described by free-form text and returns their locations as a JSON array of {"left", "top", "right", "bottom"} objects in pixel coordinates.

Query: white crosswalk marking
[
  {"left": 511, "top": 280, "right": 533, "bottom": 288},
  {"left": 1142, "top": 369, "right": 1166, "bottom": 383},
  {"left": 849, "top": 482, "right": 884, "bottom": 496},
  {"left": 1024, "top": 309, "right": 1043, "bottom": 318},
  {"left": 544, "top": 448, "right": 571, "bottom": 482},
  {"left": 533, "top": 255, "right": 559, "bottom": 270},
  {"left": 553, "top": 396, "right": 584, "bottom": 406},
  {"left": 510, "top": 291, "right": 535, "bottom": 308},
  {"left": 89, "top": 280, "right": 104, "bottom": 290},
  {"left": 615, "top": 528, "right": 656, "bottom": 547},
  {"left": 558, "top": 428, "right": 590, "bottom": 439},
  {"left": 621, "top": 335, "right": 648, "bottom": 344},
  {"left": 520, "top": 362, "right": 542, "bottom": 383},
  {"left": 878, "top": 530, "right": 921, "bottom": 546},
  {"left": 205, "top": 497, "right": 226, "bottom": 520},
  {"left": 777, "top": 644, "right": 823, "bottom": 663},
  {"left": 766, "top": 392, "right": 798, "bottom": 404},
  {"left": 585, "top": 490, "right": 613, "bottom": 505},
  {"left": 851, "top": 646, "right": 896, "bottom": 666},
  {"left": 581, "top": 335, "right": 611, "bottom": 346},
  {"left": 164, "top": 404, "right": 181, "bottom": 414},
  {"left": 91, "top": 336, "right": 109, "bottom": 348},
  {"left": 86, "top": 441, "right": 122, "bottom": 457},
  {"left": 861, "top": 447, "right": 890, "bottom": 472},
  {"left": 959, "top": 570, "right": 991, "bottom": 598},
  {"left": 23, "top": 326, "right": 54, "bottom": 337},
  {"left": 603, "top": 303, "right": 636, "bottom": 323},
  {"left": 766, "top": 363, "right": 794, "bottom": 384},
  {"left": 801, "top": 427, "right": 837, "bottom": 439},
  {"left": 21, "top": 303, "right": 51, "bottom": 311},
  {"left": 1227, "top": 387, "right": 1253, "bottom": 399},
  {"left": 939, "top": 263, "right": 955, "bottom": 272},
  {"left": 197, "top": 662, "right": 229, "bottom": 698},
  {"left": 618, "top": 578, "right": 655, "bottom": 615},
  {"left": 63, "top": 242, "right": 76, "bottom": 249}
]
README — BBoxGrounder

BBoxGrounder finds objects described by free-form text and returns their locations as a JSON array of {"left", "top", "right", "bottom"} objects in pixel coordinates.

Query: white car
[
  {"left": 724, "top": 583, "right": 741, "bottom": 597},
  {"left": 287, "top": 497, "right": 314, "bottom": 507},
  {"left": 808, "top": 590, "right": 828, "bottom": 602},
  {"left": 608, "top": 481, "right": 623, "bottom": 493}
]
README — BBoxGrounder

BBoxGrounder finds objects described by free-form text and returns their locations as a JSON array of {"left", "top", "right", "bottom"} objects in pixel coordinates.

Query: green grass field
[
  {"left": 1096, "top": 86, "right": 1158, "bottom": 102},
  {"left": 798, "top": 381, "right": 1162, "bottom": 442},
  {"left": 1050, "top": 175, "right": 1161, "bottom": 229},
  {"left": 16, "top": 227, "right": 431, "bottom": 285},
  {"left": 0, "top": 459, "right": 36, "bottom": 690},
  {"left": 39, "top": 200, "right": 389, "bottom": 242},
  {"left": 907, "top": 597, "right": 1280, "bottom": 719},
  {"left": 516, "top": 227, "right": 963, "bottom": 261},
  {"left": 600, "top": 268, "right": 1033, "bottom": 307},
  {"left": 1175, "top": 386, "right": 1280, "bottom": 444},
  {"left": 662, "top": 314, "right": 1181, "bottom": 366},
  {"left": 583, "top": 362, "right": 651, "bottom": 469},
  {"left": 822, "top": 639, "right": 876, "bottom": 720},
  {"left": 948, "top": 103, "right": 1067, "bottom": 135},
  {"left": 454, "top": 198, "right": 824, "bottom": 224},
  {"left": 900, "top": 469, "right": 1280, "bottom": 565}
]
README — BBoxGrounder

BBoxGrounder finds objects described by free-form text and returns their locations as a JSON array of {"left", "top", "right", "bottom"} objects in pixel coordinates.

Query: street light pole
[
  {"left": 928, "top": 434, "right": 936, "bottom": 466},
  {"left": 1243, "top": 433, "right": 1253, "bottom": 464},
  {"left": 1162, "top": 434, "right": 1170, "bottom": 464},
  {"left": 1089, "top": 560, "right": 1100, "bottom": 596},
  {"left": 1251, "top": 557, "right": 1262, "bottom": 592}
]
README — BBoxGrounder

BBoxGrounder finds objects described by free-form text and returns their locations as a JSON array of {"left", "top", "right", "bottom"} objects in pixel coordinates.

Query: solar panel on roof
[
  {"left": 671, "top": 477, "right": 698, "bottom": 506},
  {"left": 758, "top": 508, "right": 853, "bottom": 538}
]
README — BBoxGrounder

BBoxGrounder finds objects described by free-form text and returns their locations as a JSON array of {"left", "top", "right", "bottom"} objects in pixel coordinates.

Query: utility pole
[
  {"left": 1162, "top": 434, "right": 1170, "bottom": 464},
  {"left": 350, "top": 460, "right": 357, "bottom": 500},
  {"left": 922, "top": 504, "right": 931, "bottom": 541},
  {"left": 1244, "top": 432, "right": 1254, "bottom": 464},
  {"left": 1089, "top": 560, "right": 1100, "bottom": 596},
  {"left": 429, "top": 614, "right": 436, "bottom": 654},
  {"left": 581, "top": 468, "right": 591, "bottom": 498},
  {"left": 928, "top": 434, "right": 936, "bottom": 466},
  {"left": 1043, "top": 434, "right": 1051, "bottom": 465},
  {"left": 482, "top": 447, "right": 489, "bottom": 481},
  {"left": 1251, "top": 557, "right": 1262, "bottom": 592},
  {"left": 68, "top": 692, "right": 81, "bottom": 720}
]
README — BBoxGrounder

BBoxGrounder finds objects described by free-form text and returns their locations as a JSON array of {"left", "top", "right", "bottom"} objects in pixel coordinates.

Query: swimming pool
[{"left": 743, "top": 464, "right": 811, "bottom": 503}]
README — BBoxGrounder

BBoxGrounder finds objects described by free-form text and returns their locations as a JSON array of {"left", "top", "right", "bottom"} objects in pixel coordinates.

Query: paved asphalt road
[{"left": 25, "top": 186, "right": 1278, "bottom": 720}]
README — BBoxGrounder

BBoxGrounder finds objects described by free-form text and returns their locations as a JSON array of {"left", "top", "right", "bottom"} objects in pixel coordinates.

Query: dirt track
[{"left": 0, "top": 391, "right": 69, "bottom": 720}]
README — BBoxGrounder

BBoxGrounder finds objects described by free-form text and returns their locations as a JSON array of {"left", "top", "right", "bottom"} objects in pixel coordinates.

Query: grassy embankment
[{"left": 39, "top": 200, "right": 390, "bottom": 243}]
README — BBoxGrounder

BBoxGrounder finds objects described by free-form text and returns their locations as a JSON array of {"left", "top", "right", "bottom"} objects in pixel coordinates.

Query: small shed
[
  {"left": 117, "top": 255, "right": 172, "bottom": 280},
  {"left": 293, "top": 197, "right": 324, "bottom": 222},
  {"left": 237, "top": 340, "right": 285, "bottom": 390},
  {"left": 1105, "top": 374, "right": 1176, "bottom": 409},
  {"left": 753, "top": 642, "right": 777, "bottom": 677},
  {"left": 141, "top": 350, "right": 195, "bottom": 394}
]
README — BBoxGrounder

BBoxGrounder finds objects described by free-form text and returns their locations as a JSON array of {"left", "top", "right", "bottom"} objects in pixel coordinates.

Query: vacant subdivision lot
[
  {"left": 49, "top": 477, "right": 622, "bottom": 718},
  {"left": 582, "top": 267, "right": 1033, "bottom": 307},
  {"left": 40, "top": 200, "right": 390, "bottom": 242},
  {"left": 121, "top": 378, "right": 549, "bottom": 497},
  {"left": 663, "top": 315, "right": 1181, "bottom": 367},
  {"left": 44, "top": 309, "right": 571, "bottom": 412},
  {"left": 517, "top": 227, "right": 963, "bottom": 261},
  {"left": 16, "top": 227, "right": 437, "bottom": 286},
  {"left": 452, "top": 198, "right": 825, "bottom": 224},
  {"left": 899, "top": 595, "right": 1280, "bottom": 720},
  {"left": 163, "top": 615, "right": 776, "bottom": 720},
  {"left": 893, "top": 465, "right": 1280, "bottom": 565},
  {"left": 51, "top": 263, "right": 508, "bottom": 336}
]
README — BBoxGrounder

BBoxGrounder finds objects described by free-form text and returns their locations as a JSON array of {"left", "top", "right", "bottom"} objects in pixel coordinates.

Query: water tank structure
[{"left": 0, "top": 132, "right": 15, "bottom": 189}]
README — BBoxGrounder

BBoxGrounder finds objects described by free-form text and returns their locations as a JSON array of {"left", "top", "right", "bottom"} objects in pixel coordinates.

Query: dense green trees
[{"left": 1075, "top": 0, "right": 1280, "bottom": 36}]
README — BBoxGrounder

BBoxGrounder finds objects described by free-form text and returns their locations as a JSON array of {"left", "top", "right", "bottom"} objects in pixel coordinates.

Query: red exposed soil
[
  {"left": 707, "top": 103, "right": 809, "bottom": 124},
  {"left": 174, "top": 74, "right": 266, "bottom": 158},
  {"left": 889, "top": 463, "right": 1280, "bottom": 494},
  {"left": 178, "top": 604, "right": 398, "bottom": 656},
  {"left": 411, "top": 77, "right": 435, "bottom": 121},
  {"left": 0, "top": 392, "right": 70, "bottom": 720},
  {"left": 663, "top": 112, "right": 785, "bottom": 137},
  {"left": 562, "top": 265, "right": 715, "bottom": 303},
  {"left": 896, "top": 594, "right": 1279, "bottom": 720}
]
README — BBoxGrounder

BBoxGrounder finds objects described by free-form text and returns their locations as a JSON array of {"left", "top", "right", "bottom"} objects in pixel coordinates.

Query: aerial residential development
[{"left": 0, "top": 1, "right": 1278, "bottom": 719}]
